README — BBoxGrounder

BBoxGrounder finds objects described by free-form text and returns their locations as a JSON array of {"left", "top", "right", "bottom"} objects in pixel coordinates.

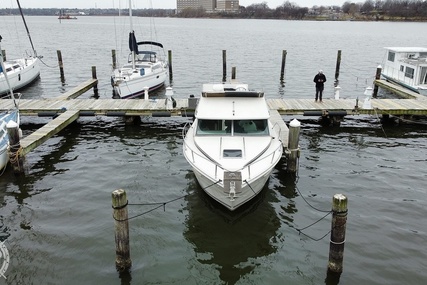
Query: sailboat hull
[
  {"left": 0, "top": 110, "right": 19, "bottom": 170},
  {"left": 0, "top": 57, "right": 40, "bottom": 96},
  {"left": 112, "top": 68, "right": 168, "bottom": 99}
]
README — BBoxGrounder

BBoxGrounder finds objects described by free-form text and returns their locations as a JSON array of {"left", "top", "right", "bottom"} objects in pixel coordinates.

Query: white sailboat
[
  {"left": 0, "top": 0, "right": 41, "bottom": 96},
  {"left": 111, "top": 0, "right": 168, "bottom": 99},
  {"left": 0, "top": 36, "right": 21, "bottom": 172}
]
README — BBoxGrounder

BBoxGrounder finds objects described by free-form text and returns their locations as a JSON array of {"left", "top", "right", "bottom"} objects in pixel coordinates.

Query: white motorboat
[
  {"left": 111, "top": 0, "right": 168, "bottom": 99},
  {"left": 381, "top": 47, "right": 427, "bottom": 96},
  {"left": 0, "top": 0, "right": 40, "bottom": 97},
  {"left": 183, "top": 83, "right": 284, "bottom": 211}
]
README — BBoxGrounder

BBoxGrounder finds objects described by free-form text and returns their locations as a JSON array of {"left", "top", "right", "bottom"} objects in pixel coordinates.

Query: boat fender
[
  {"left": 38, "top": 111, "right": 58, "bottom": 117},
  {"left": 152, "top": 111, "right": 171, "bottom": 117},
  {"left": 79, "top": 111, "right": 96, "bottom": 116},
  {"left": 18, "top": 128, "right": 23, "bottom": 139},
  {"left": 328, "top": 111, "right": 347, "bottom": 117},
  {"left": 304, "top": 111, "right": 323, "bottom": 116},
  {"left": 106, "top": 111, "right": 126, "bottom": 117}
]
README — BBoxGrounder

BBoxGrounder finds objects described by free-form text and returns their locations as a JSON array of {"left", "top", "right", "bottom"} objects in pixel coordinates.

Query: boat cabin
[{"left": 383, "top": 47, "right": 427, "bottom": 93}]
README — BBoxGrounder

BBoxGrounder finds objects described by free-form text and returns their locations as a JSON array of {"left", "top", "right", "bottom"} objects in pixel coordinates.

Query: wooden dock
[
  {"left": 2, "top": 77, "right": 427, "bottom": 164},
  {"left": 2, "top": 96, "right": 427, "bottom": 118}
]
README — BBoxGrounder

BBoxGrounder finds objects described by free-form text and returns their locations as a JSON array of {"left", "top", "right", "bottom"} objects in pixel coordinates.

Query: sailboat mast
[
  {"left": 0, "top": 36, "right": 17, "bottom": 106},
  {"left": 129, "top": 0, "right": 136, "bottom": 70},
  {"left": 16, "top": 0, "right": 37, "bottom": 57}
]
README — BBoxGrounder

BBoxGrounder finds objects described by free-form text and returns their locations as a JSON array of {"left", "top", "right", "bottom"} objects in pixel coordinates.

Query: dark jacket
[{"left": 314, "top": 73, "right": 327, "bottom": 88}]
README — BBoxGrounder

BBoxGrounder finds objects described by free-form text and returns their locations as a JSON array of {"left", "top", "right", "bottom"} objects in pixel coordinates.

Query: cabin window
[
  {"left": 196, "top": 119, "right": 227, "bottom": 135},
  {"left": 405, "top": 67, "right": 414, "bottom": 79},
  {"left": 196, "top": 119, "right": 269, "bottom": 136},
  {"left": 420, "top": 67, "right": 427, "bottom": 84},
  {"left": 387, "top": 52, "right": 395, "bottom": 62},
  {"left": 233, "top": 119, "right": 269, "bottom": 136},
  {"left": 223, "top": 149, "right": 242, "bottom": 158},
  {"left": 400, "top": 66, "right": 404, "bottom": 72}
]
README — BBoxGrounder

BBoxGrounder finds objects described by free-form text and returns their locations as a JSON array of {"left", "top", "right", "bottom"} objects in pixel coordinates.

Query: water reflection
[{"left": 183, "top": 171, "right": 280, "bottom": 284}]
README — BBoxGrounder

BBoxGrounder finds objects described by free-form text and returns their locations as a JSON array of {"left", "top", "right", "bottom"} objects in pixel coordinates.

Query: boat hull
[
  {"left": 0, "top": 110, "right": 19, "bottom": 171},
  {"left": 191, "top": 164, "right": 274, "bottom": 211},
  {"left": 382, "top": 73, "right": 427, "bottom": 96},
  {"left": 0, "top": 57, "right": 40, "bottom": 96},
  {"left": 112, "top": 69, "right": 168, "bottom": 99}
]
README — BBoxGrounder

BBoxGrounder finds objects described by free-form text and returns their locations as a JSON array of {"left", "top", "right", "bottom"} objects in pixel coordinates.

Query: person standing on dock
[{"left": 314, "top": 70, "right": 327, "bottom": 102}]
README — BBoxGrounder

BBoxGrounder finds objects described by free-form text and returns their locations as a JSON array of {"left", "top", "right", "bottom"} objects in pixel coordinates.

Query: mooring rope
[
  {"left": 7, "top": 143, "right": 23, "bottom": 168},
  {"left": 286, "top": 173, "right": 334, "bottom": 241},
  {"left": 373, "top": 108, "right": 388, "bottom": 138},
  {"left": 113, "top": 180, "right": 222, "bottom": 222},
  {"left": 243, "top": 179, "right": 257, "bottom": 195},
  {"left": 38, "top": 56, "right": 59, "bottom": 69}
]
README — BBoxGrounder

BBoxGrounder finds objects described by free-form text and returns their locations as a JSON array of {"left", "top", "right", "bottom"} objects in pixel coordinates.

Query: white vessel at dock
[
  {"left": 382, "top": 47, "right": 427, "bottom": 96},
  {"left": 182, "top": 82, "right": 284, "bottom": 211}
]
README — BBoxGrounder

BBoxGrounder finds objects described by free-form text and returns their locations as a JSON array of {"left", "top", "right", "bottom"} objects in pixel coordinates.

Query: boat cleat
[{"left": 228, "top": 181, "right": 237, "bottom": 201}]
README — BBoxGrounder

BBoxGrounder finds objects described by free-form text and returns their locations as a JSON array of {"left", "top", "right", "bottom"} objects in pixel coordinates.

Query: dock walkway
[
  {"left": 2, "top": 78, "right": 427, "bottom": 157},
  {"left": 1, "top": 97, "right": 426, "bottom": 117}
]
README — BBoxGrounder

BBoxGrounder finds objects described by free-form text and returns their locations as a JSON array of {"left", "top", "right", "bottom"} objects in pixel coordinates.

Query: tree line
[{"left": 1, "top": 0, "right": 426, "bottom": 20}]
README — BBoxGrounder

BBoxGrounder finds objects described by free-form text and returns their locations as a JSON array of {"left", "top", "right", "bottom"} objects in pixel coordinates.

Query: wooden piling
[
  {"left": 112, "top": 189, "right": 132, "bottom": 272},
  {"left": 334, "top": 50, "right": 342, "bottom": 83},
  {"left": 373, "top": 65, "right": 382, "bottom": 98},
  {"left": 231, "top": 66, "right": 236, "bottom": 80},
  {"left": 57, "top": 50, "right": 65, "bottom": 82},
  {"left": 287, "top": 119, "right": 300, "bottom": 172},
  {"left": 328, "top": 194, "right": 348, "bottom": 273},
  {"left": 222, "top": 50, "right": 227, "bottom": 82},
  {"left": 112, "top": 49, "right": 117, "bottom": 70},
  {"left": 91, "top": 66, "right": 98, "bottom": 96},
  {"left": 280, "top": 50, "right": 287, "bottom": 82},
  {"left": 6, "top": 120, "right": 25, "bottom": 174},
  {"left": 168, "top": 50, "right": 173, "bottom": 81}
]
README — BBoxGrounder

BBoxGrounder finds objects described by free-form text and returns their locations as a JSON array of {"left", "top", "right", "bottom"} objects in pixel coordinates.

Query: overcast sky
[{"left": 3, "top": 1, "right": 346, "bottom": 9}]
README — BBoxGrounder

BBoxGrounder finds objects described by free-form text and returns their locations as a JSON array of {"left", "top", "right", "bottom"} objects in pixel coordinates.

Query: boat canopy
[{"left": 137, "top": 41, "right": 164, "bottom": 49}]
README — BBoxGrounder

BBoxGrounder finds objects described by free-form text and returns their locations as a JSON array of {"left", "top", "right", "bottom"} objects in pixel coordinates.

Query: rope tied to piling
[
  {"left": 113, "top": 180, "right": 222, "bottom": 222},
  {"left": 7, "top": 143, "right": 24, "bottom": 167}
]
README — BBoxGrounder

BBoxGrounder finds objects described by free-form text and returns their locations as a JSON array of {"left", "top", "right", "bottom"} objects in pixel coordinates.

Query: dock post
[
  {"left": 231, "top": 66, "right": 236, "bottom": 80},
  {"left": 57, "top": 50, "right": 65, "bottom": 83},
  {"left": 373, "top": 65, "right": 382, "bottom": 98},
  {"left": 144, "top": 86, "right": 149, "bottom": 100},
  {"left": 6, "top": 121, "right": 25, "bottom": 174},
  {"left": 112, "top": 189, "right": 132, "bottom": 272},
  {"left": 287, "top": 119, "right": 301, "bottom": 172},
  {"left": 91, "top": 66, "right": 99, "bottom": 97},
  {"left": 1, "top": 49, "right": 5, "bottom": 61},
  {"left": 168, "top": 50, "right": 173, "bottom": 81},
  {"left": 280, "top": 50, "right": 287, "bottom": 82},
  {"left": 334, "top": 50, "right": 341, "bottom": 86},
  {"left": 222, "top": 50, "right": 227, "bottom": 82},
  {"left": 328, "top": 194, "right": 348, "bottom": 274},
  {"left": 112, "top": 49, "right": 117, "bottom": 70}
]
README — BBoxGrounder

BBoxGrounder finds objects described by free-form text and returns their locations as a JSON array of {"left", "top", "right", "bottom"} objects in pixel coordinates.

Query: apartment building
[{"left": 177, "top": 0, "right": 239, "bottom": 13}]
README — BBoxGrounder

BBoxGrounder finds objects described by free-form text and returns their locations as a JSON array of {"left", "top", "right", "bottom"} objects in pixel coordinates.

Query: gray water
[{"left": 0, "top": 16, "right": 427, "bottom": 284}]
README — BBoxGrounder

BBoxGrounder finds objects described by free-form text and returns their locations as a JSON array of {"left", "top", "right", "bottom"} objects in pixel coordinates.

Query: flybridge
[{"left": 201, "top": 83, "right": 264, "bottom": 98}]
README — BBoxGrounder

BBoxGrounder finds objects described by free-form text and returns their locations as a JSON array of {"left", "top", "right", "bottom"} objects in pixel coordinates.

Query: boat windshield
[{"left": 196, "top": 119, "right": 269, "bottom": 136}]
